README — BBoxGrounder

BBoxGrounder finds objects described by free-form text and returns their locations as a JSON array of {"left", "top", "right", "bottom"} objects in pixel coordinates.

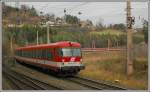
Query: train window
[
  {"left": 24, "top": 51, "right": 26, "bottom": 57},
  {"left": 35, "top": 50, "right": 37, "bottom": 58},
  {"left": 28, "top": 51, "right": 29, "bottom": 57},
  {"left": 61, "top": 48, "right": 72, "bottom": 56},
  {"left": 24, "top": 51, "right": 25, "bottom": 57},
  {"left": 72, "top": 48, "right": 81, "bottom": 56},
  {"left": 22, "top": 51, "right": 23, "bottom": 56},
  {"left": 43, "top": 50, "right": 46, "bottom": 58},
  {"left": 57, "top": 48, "right": 63, "bottom": 56},
  {"left": 43, "top": 50, "right": 45, "bottom": 58},
  {"left": 32, "top": 51, "right": 33, "bottom": 58},
  {"left": 31, "top": 51, "right": 33, "bottom": 58},
  {"left": 42, "top": 50, "right": 46, "bottom": 58},
  {"left": 34, "top": 50, "right": 36, "bottom": 58},
  {"left": 23, "top": 51, "right": 25, "bottom": 57},
  {"left": 32, "top": 51, "right": 34, "bottom": 58},
  {"left": 61, "top": 48, "right": 81, "bottom": 56},
  {"left": 36, "top": 50, "right": 38, "bottom": 58},
  {"left": 39, "top": 50, "right": 42, "bottom": 58},
  {"left": 37, "top": 50, "right": 39, "bottom": 58},
  {"left": 41, "top": 50, "right": 43, "bottom": 58},
  {"left": 40, "top": 50, "right": 42, "bottom": 58},
  {"left": 16, "top": 51, "right": 18, "bottom": 55},
  {"left": 26, "top": 51, "right": 27, "bottom": 57},
  {"left": 23, "top": 51, "right": 24, "bottom": 57},
  {"left": 29, "top": 51, "right": 31, "bottom": 58},
  {"left": 25, "top": 51, "right": 27, "bottom": 57},
  {"left": 27, "top": 51, "right": 29, "bottom": 57},
  {"left": 47, "top": 49, "right": 52, "bottom": 59},
  {"left": 38, "top": 50, "right": 40, "bottom": 58},
  {"left": 19, "top": 51, "right": 20, "bottom": 56},
  {"left": 35, "top": 50, "right": 38, "bottom": 58},
  {"left": 26, "top": 51, "right": 28, "bottom": 57},
  {"left": 45, "top": 50, "right": 47, "bottom": 58}
]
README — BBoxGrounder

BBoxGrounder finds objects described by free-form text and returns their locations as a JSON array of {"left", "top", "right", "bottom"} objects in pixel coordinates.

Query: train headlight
[{"left": 62, "top": 59, "right": 65, "bottom": 62}]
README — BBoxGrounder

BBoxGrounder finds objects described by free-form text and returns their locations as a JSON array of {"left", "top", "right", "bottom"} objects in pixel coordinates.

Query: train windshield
[{"left": 61, "top": 48, "right": 81, "bottom": 56}]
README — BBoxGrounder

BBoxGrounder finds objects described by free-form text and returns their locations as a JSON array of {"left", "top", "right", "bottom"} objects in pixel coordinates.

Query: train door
[{"left": 53, "top": 48, "right": 61, "bottom": 62}]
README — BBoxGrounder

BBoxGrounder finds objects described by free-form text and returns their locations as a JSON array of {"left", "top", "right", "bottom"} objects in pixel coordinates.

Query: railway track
[
  {"left": 66, "top": 76, "right": 127, "bottom": 90},
  {"left": 3, "top": 66, "right": 63, "bottom": 90}
]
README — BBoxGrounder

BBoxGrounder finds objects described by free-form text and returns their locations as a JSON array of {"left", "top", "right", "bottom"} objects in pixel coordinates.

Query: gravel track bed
[{"left": 10, "top": 62, "right": 92, "bottom": 90}]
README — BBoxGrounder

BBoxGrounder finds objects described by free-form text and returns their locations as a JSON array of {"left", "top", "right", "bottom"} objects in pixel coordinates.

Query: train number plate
[
  {"left": 68, "top": 62, "right": 76, "bottom": 64},
  {"left": 66, "top": 62, "right": 77, "bottom": 66}
]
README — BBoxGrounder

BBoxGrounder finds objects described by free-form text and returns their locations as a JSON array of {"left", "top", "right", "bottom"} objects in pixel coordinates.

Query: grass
[
  {"left": 90, "top": 29, "right": 125, "bottom": 35},
  {"left": 79, "top": 48, "right": 148, "bottom": 89}
]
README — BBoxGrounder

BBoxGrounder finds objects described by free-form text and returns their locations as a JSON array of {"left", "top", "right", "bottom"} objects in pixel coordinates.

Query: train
[{"left": 14, "top": 41, "right": 85, "bottom": 76}]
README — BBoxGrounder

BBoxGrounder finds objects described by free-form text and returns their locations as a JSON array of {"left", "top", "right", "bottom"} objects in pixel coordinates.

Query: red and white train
[{"left": 14, "top": 41, "right": 85, "bottom": 76}]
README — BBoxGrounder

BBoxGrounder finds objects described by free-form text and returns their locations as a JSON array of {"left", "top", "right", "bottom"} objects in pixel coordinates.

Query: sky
[{"left": 5, "top": 2, "right": 148, "bottom": 28}]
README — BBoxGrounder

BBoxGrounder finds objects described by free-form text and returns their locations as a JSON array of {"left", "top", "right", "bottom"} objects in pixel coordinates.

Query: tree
[
  {"left": 113, "top": 23, "right": 126, "bottom": 31},
  {"left": 86, "top": 19, "right": 93, "bottom": 26},
  {"left": 44, "top": 13, "right": 55, "bottom": 21},
  {"left": 65, "top": 14, "right": 79, "bottom": 24},
  {"left": 96, "top": 18, "right": 104, "bottom": 31},
  {"left": 29, "top": 6, "right": 38, "bottom": 16},
  {"left": 143, "top": 20, "right": 148, "bottom": 44}
]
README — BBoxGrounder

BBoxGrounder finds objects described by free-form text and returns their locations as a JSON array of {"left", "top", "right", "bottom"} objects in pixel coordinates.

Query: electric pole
[
  {"left": 126, "top": 0, "right": 135, "bottom": 76},
  {"left": 47, "top": 23, "right": 50, "bottom": 44},
  {"left": 36, "top": 29, "right": 39, "bottom": 45}
]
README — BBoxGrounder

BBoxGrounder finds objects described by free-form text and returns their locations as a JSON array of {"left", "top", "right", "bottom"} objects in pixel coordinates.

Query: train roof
[{"left": 15, "top": 41, "right": 81, "bottom": 51}]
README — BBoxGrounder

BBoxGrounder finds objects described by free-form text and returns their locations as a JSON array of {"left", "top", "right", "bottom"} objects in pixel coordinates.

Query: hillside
[{"left": 2, "top": 2, "right": 40, "bottom": 25}]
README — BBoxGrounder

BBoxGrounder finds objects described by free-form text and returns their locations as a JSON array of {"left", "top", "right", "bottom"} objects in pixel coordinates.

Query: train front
[{"left": 56, "top": 42, "right": 85, "bottom": 75}]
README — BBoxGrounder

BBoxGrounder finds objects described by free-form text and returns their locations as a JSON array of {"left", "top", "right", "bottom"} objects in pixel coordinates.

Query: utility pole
[
  {"left": 126, "top": 0, "right": 135, "bottom": 76},
  {"left": 36, "top": 30, "right": 39, "bottom": 45},
  {"left": 47, "top": 23, "right": 50, "bottom": 44},
  {"left": 107, "top": 38, "right": 110, "bottom": 50}
]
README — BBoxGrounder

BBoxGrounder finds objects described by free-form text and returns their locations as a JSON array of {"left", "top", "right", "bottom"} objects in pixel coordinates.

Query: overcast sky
[{"left": 5, "top": 2, "right": 148, "bottom": 28}]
